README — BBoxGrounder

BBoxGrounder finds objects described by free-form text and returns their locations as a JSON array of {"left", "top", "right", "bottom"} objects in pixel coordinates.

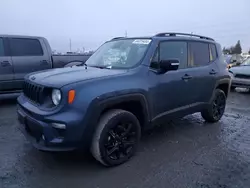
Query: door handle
[
  {"left": 209, "top": 69, "right": 217, "bottom": 75},
  {"left": 1, "top": 61, "right": 11, "bottom": 67},
  {"left": 182, "top": 74, "right": 192, "bottom": 80}
]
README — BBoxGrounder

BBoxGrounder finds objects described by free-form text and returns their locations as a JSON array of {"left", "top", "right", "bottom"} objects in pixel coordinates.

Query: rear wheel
[
  {"left": 91, "top": 109, "right": 141, "bottom": 167},
  {"left": 201, "top": 89, "right": 226, "bottom": 123}
]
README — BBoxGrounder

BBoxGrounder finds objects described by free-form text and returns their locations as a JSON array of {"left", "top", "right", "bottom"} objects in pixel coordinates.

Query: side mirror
[{"left": 159, "top": 59, "right": 179, "bottom": 72}]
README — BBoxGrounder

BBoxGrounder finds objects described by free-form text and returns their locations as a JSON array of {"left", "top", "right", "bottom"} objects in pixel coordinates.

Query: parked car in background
[
  {"left": 224, "top": 54, "right": 233, "bottom": 68},
  {"left": 0, "top": 35, "right": 91, "bottom": 94},
  {"left": 17, "top": 32, "right": 231, "bottom": 166},
  {"left": 241, "top": 52, "right": 250, "bottom": 60},
  {"left": 229, "top": 57, "right": 250, "bottom": 90},
  {"left": 223, "top": 54, "right": 243, "bottom": 69}
]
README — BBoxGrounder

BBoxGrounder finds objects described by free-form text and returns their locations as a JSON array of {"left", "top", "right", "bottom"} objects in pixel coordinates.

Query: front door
[
  {"left": 0, "top": 37, "right": 14, "bottom": 92},
  {"left": 149, "top": 40, "right": 191, "bottom": 120},
  {"left": 9, "top": 37, "right": 51, "bottom": 90}
]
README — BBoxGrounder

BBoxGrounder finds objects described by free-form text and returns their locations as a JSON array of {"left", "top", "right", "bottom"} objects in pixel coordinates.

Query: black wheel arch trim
[
  {"left": 79, "top": 92, "right": 151, "bottom": 150},
  {"left": 215, "top": 77, "right": 231, "bottom": 87},
  {"left": 97, "top": 93, "right": 151, "bottom": 124},
  {"left": 210, "top": 78, "right": 231, "bottom": 103}
]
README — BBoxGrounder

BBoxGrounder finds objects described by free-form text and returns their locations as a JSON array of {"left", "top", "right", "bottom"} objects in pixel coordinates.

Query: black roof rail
[
  {"left": 154, "top": 32, "right": 214, "bottom": 41},
  {"left": 111, "top": 37, "right": 126, "bottom": 40}
]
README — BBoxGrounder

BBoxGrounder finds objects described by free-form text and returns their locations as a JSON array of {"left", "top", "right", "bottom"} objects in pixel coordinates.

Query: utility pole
[
  {"left": 69, "top": 38, "right": 72, "bottom": 52},
  {"left": 125, "top": 30, "right": 127, "bottom": 37}
]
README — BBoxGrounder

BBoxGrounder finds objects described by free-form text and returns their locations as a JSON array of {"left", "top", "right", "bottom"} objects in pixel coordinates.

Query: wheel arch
[
  {"left": 214, "top": 78, "right": 231, "bottom": 97},
  {"left": 98, "top": 93, "right": 151, "bottom": 130}
]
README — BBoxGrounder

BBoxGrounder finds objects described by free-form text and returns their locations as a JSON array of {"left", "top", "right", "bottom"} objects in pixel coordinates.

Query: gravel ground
[{"left": 1, "top": 90, "right": 250, "bottom": 188}]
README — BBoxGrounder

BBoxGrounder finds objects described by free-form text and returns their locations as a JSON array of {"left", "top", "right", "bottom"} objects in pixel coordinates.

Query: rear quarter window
[
  {"left": 188, "top": 42, "right": 210, "bottom": 67},
  {"left": 209, "top": 43, "right": 217, "bottom": 61}
]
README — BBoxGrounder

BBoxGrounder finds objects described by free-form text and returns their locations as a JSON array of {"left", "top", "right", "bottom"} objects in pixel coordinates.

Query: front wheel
[
  {"left": 91, "top": 109, "right": 141, "bottom": 167},
  {"left": 201, "top": 89, "right": 226, "bottom": 123}
]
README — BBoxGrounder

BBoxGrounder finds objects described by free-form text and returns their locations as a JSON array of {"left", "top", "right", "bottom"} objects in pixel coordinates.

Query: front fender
[{"left": 97, "top": 92, "right": 151, "bottom": 123}]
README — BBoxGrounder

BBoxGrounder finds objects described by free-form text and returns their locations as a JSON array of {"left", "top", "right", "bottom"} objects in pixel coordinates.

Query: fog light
[{"left": 51, "top": 123, "right": 66, "bottom": 129}]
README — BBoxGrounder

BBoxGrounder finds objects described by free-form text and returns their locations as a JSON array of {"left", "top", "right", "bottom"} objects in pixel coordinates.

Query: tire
[
  {"left": 201, "top": 89, "right": 226, "bottom": 123},
  {"left": 91, "top": 109, "right": 141, "bottom": 167}
]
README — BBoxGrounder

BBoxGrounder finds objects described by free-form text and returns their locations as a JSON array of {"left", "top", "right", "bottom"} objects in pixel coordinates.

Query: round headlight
[{"left": 51, "top": 89, "right": 61, "bottom": 105}]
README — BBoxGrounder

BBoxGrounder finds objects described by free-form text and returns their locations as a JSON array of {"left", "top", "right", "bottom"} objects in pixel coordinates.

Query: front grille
[
  {"left": 235, "top": 74, "right": 250, "bottom": 79},
  {"left": 23, "top": 81, "right": 45, "bottom": 104}
]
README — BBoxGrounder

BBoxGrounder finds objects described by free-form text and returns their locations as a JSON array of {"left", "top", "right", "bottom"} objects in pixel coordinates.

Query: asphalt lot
[{"left": 1, "top": 90, "right": 250, "bottom": 188}]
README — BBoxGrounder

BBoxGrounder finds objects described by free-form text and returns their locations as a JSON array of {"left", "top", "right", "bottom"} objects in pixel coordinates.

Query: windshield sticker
[{"left": 132, "top": 39, "right": 151, "bottom": 45}]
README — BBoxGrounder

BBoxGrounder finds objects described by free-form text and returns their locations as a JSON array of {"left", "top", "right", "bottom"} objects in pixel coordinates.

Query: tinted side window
[
  {"left": 189, "top": 42, "right": 209, "bottom": 67},
  {"left": 0, "top": 38, "right": 4, "bottom": 56},
  {"left": 209, "top": 43, "right": 217, "bottom": 61},
  {"left": 159, "top": 41, "right": 187, "bottom": 69},
  {"left": 10, "top": 38, "right": 43, "bottom": 56}
]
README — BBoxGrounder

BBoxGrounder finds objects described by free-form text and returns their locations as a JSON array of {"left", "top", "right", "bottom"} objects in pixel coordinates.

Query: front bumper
[
  {"left": 17, "top": 105, "right": 77, "bottom": 151},
  {"left": 16, "top": 94, "right": 93, "bottom": 152},
  {"left": 231, "top": 78, "right": 250, "bottom": 88}
]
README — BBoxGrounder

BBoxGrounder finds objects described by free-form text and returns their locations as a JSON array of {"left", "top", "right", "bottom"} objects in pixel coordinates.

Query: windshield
[
  {"left": 241, "top": 58, "right": 250, "bottom": 66},
  {"left": 85, "top": 39, "right": 151, "bottom": 69}
]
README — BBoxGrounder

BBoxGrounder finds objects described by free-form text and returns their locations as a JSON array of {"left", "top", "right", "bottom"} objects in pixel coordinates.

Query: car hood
[
  {"left": 230, "top": 66, "right": 250, "bottom": 76},
  {"left": 27, "top": 67, "right": 127, "bottom": 88}
]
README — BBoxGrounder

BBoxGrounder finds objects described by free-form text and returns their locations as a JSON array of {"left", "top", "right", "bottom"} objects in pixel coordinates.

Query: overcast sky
[{"left": 1, "top": 0, "right": 249, "bottom": 52}]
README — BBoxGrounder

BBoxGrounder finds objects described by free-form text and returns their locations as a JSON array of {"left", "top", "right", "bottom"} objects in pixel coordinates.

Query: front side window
[
  {"left": 9, "top": 38, "right": 43, "bottom": 56},
  {"left": 85, "top": 39, "right": 151, "bottom": 69},
  {"left": 150, "top": 41, "right": 188, "bottom": 69},
  {"left": 0, "top": 38, "right": 4, "bottom": 56},
  {"left": 189, "top": 42, "right": 210, "bottom": 67}
]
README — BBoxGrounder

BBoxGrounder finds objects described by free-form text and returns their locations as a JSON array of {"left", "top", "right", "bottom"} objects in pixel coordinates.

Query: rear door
[
  {"left": 0, "top": 37, "right": 14, "bottom": 92},
  {"left": 9, "top": 37, "right": 51, "bottom": 89},
  {"left": 183, "top": 41, "right": 218, "bottom": 105}
]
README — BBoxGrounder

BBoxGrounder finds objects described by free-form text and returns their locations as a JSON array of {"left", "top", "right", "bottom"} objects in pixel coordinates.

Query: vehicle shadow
[
  {"left": 15, "top": 113, "right": 225, "bottom": 188},
  {"left": 22, "top": 114, "right": 209, "bottom": 170}
]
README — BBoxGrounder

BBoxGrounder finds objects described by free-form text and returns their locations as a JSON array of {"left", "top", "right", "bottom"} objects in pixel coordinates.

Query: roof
[
  {"left": 111, "top": 32, "right": 216, "bottom": 43},
  {"left": 0, "top": 34, "right": 44, "bottom": 39}
]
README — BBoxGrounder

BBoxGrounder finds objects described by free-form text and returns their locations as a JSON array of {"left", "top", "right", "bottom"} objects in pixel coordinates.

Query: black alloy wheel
[
  {"left": 91, "top": 109, "right": 141, "bottom": 167},
  {"left": 212, "top": 91, "right": 226, "bottom": 120},
  {"left": 104, "top": 123, "right": 137, "bottom": 161},
  {"left": 201, "top": 89, "right": 226, "bottom": 123}
]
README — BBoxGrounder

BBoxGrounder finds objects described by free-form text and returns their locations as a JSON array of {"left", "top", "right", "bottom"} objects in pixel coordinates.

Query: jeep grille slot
[{"left": 23, "top": 82, "right": 44, "bottom": 105}]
